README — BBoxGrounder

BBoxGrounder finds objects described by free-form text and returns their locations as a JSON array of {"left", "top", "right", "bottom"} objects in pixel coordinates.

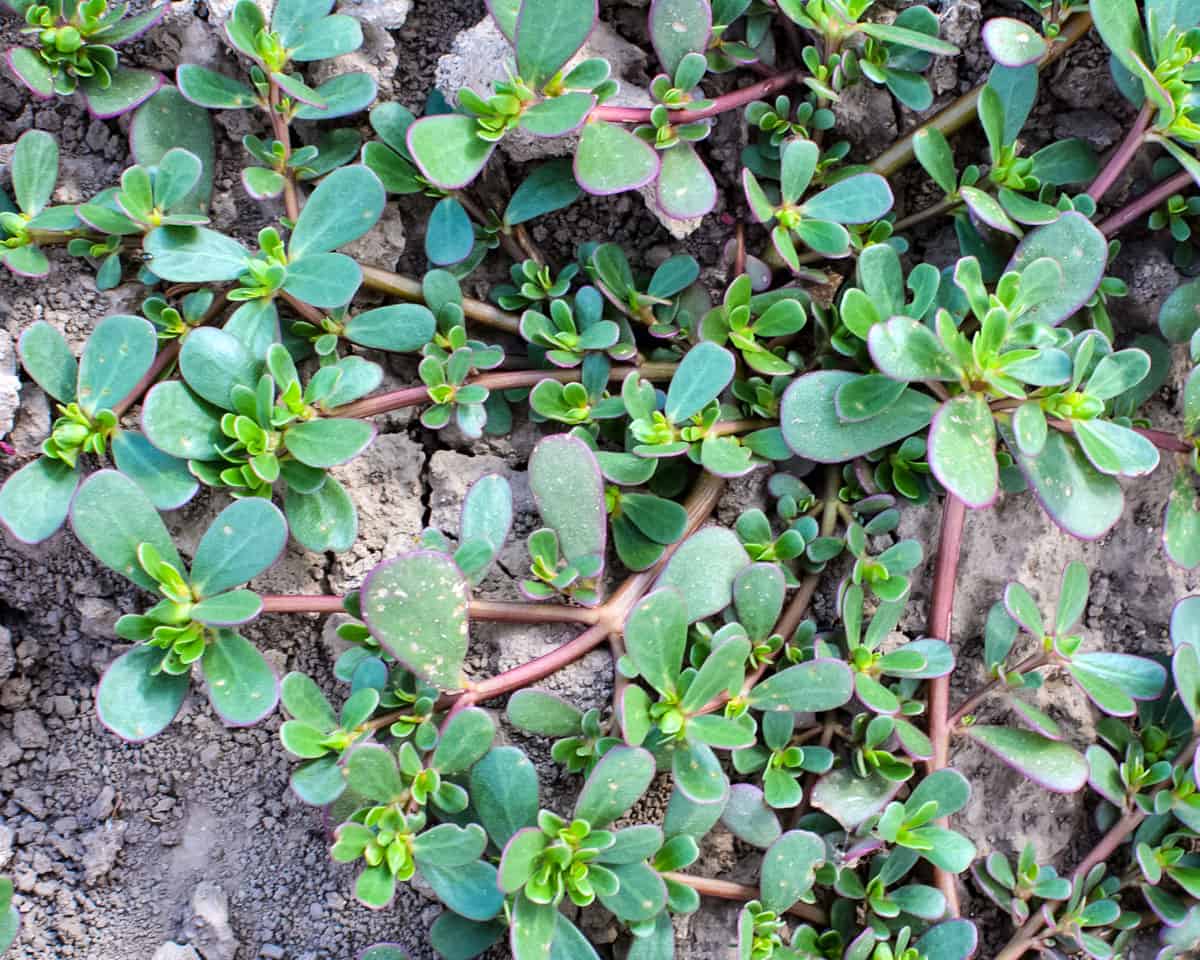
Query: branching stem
[
  {"left": 661, "top": 872, "right": 827, "bottom": 924},
  {"left": 592, "top": 69, "right": 804, "bottom": 125},
  {"left": 1098, "top": 169, "right": 1194, "bottom": 237},
  {"left": 267, "top": 79, "right": 300, "bottom": 223}
]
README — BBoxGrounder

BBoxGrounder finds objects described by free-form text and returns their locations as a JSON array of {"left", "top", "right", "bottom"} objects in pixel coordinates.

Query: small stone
[
  {"left": 81, "top": 822, "right": 126, "bottom": 885},
  {"left": 51, "top": 695, "right": 76, "bottom": 719},
  {"left": 189, "top": 882, "right": 238, "bottom": 960},
  {"left": 152, "top": 944, "right": 203, "bottom": 960},
  {"left": 88, "top": 786, "right": 116, "bottom": 821},
  {"left": 76, "top": 597, "right": 120, "bottom": 640},
  {"left": 12, "top": 709, "right": 49, "bottom": 749},
  {"left": 0, "top": 626, "right": 14, "bottom": 683},
  {"left": 260, "top": 946, "right": 286, "bottom": 960}
]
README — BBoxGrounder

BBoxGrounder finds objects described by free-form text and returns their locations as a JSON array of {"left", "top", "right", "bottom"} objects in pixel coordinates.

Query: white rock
[{"left": 0, "top": 329, "right": 19, "bottom": 442}]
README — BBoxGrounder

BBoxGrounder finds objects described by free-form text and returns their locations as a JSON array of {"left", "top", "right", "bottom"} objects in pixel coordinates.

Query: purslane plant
[{"left": 10, "top": 1, "right": 1200, "bottom": 959}]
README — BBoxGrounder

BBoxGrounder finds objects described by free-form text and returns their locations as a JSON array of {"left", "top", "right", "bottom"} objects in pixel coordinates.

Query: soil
[{"left": 0, "top": 2, "right": 1196, "bottom": 959}]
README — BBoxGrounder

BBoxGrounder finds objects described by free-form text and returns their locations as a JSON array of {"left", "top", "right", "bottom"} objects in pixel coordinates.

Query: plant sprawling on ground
[{"left": 4, "top": 0, "right": 1200, "bottom": 958}]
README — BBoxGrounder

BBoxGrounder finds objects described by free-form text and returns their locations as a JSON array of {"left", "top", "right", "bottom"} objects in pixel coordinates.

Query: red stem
[
  {"left": 1098, "top": 169, "right": 1194, "bottom": 237},
  {"left": 661, "top": 872, "right": 826, "bottom": 923},
  {"left": 1087, "top": 102, "right": 1153, "bottom": 203},
  {"left": 591, "top": 69, "right": 803, "bottom": 125},
  {"left": 926, "top": 494, "right": 968, "bottom": 917},
  {"left": 258, "top": 594, "right": 602, "bottom": 625}
]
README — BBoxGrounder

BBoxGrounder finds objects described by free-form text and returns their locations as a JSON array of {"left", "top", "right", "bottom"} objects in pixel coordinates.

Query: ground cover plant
[{"left": 5, "top": 0, "right": 1200, "bottom": 957}]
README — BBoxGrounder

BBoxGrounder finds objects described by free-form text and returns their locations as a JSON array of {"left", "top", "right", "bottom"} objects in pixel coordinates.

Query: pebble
[
  {"left": 12, "top": 710, "right": 49, "bottom": 749},
  {"left": 260, "top": 946, "right": 286, "bottom": 960}
]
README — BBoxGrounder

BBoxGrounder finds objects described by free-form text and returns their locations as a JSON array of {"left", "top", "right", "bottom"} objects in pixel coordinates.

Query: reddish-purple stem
[
  {"left": 1098, "top": 169, "right": 1194, "bottom": 237},
  {"left": 591, "top": 69, "right": 803, "bottom": 125},
  {"left": 1087, "top": 102, "right": 1153, "bottom": 203}
]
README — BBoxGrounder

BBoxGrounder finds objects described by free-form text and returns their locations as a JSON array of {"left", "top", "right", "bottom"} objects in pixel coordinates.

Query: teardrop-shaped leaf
[
  {"left": 285, "top": 418, "right": 375, "bottom": 468},
  {"left": 362, "top": 551, "right": 470, "bottom": 690},
  {"left": 810, "top": 768, "right": 901, "bottom": 830},
  {"left": 179, "top": 326, "right": 259, "bottom": 410},
  {"left": 1005, "top": 213, "right": 1107, "bottom": 327},
  {"left": 529, "top": 434, "right": 607, "bottom": 568},
  {"left": 801, "top": 173, "right": 893, "bottom": 224},
  {"left": 624, "top": 587, "right": 687, "bottom": 697},
  {"left": 144, "top": 225, "right": 250, "bottom": 281},
  {"left": 77, "top": 314, "right": 157, "bottom": 416},
  {"left": 407, "top": 114, "right": 496, "bottom": 190},
  {"left": 428, "top": 914, "right": 504, "bottom": 960},
  {"left": 928, "top": 393, "right": 998, "bottom": 508},
  {"left": 982, "top": 17, "right": 1047, "bottom": 67},
  {"left": 111, "top": 430, "right": 198, "bottom": 511},
  {"left": 515, "top": 0, "right": 597, "bottom": 87},
  {"left": 782, "top": 371, "right": 937, "bottom": 461},
  {"left": 575, "top": 121, "right": 661, "bottom": 195},
  {"left": 665, "top": 342, "right": 735, "bottom": 423},
  {"left": 0, "top": 457, "right": 80, "bottom": 544},
  {"left": 285, "top": 477, "right": 358, "bottom": 553},
  {"left": 70, "top": 470, "right": 181, "bottom": 591},
  {"left": 191, "top": 497, "right": 287, "bottom": 597},
  {"left": 733, "top": 563, "right": 786, "bottom": 643},
  {"left": 720, "top": 783, "right": 781, "bottom": 847},
  {"left": 432, "top": 706, "right": 495, "bottom": 774},
  {"left": 344, "top": 304, "right": 435, "bottom": 352},
  {"left": 177, "top": 63, "right": 258, "bottom": 109},
  {"left": 132, "top": 86, "right": 215, "bottom": 213},
  {"left": 746, "top": 659, "right": 854, "bottom": 712},
  {"left": 1073, "top": 419, "right": 1159, "bottom": 478},
  {"left": 1069, "top": 652, "right": 1166, "bottom": 716},
  {"left": 470, "top": 746, "right": 539, "bottom": 847},
  {"left": 654, "top": 526, "right": 751, "bottom": 622},
  {"left": 760, "top": 831, "right": 824, "bottom": 912},
  {"left": 650, "top": 0, "right": 712, "bottom": 74},
  {"left": 97, "top": 645, "right": 190, "bottom": 741},
  {"left": 18, "top": 321, "right": 77, "bottom": 403},
  {"left": 12, "top": 129, "right": 58, "bottom": 216},
  {"left": 964, "top": 725, "right": 1087, "bottom": 793},
  {"left": 288, "top": 165, "right": 385, "bottom": 259},
  {"left": 915, "top": 920, "right": 979, "bottom": 960},
  {"left": 81, "top": 68, "right": 163, "bottom": 119},
  {"left": 657, "top": 141, "right": 717, "bottom": 219},
  {"left": 200, "top": 629, "right": 278, "bottom": 726},
  {"left": 141, "top": 381, "right": 225, "bottom": 461},
  {"left": 575, "top": 746, "right": 655, "bottom": 827}
]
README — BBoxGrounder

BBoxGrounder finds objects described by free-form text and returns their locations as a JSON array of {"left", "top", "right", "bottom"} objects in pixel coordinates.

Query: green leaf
[
  {"left": 285, "top": 477, "right": 358, "bottom": 553},
  {"left": 867, "top": 316, "right": 961, "bottom": 382},
  {"left": 1005, "top": 213, "right": 1108, "bottom": 327},
  {"left": 12, "top": 129, "right": 58, "bottom": 216},
  {"left": 426, "top": 197, "right": 475, "bottom": 266},
  {"left": 132, "top": 86, "right": 215, "bottom": 213},
  {"left": 915, "top": 920, "right": 979, "bottom": 960},
  {"left": 529, "top": 434, "right": 607, "bottom": 569},
  {"left": 780, "top": 139, "right": 818, "bottom": 205},
  {"left": 506, "top": 159, "right": 583, "bottom": 226},
  {"left": 1073, "top": 419, "right": 1158, "bottom": 477},
  {"left": 507, "top": 689, "right": 582, "bottom": 736},
  {"left": 284, "top": 12, "right": 362, "bottom": 62},
  {"left": 346, "top": 743, "right": 404, "bottom": 802},
  {"left": 733, "top": 563, "right": 786, "bottom": 643},
  {"left": 983, "top": 17, "right": 1047, "bottom": 67},
  {"left": 81, "top": 68, "right": 162, "bottom": 119},
  {"left": 141, "top": 381, "right": 224, "bottom": 461},
  {"left": 428, "top": 915, "right": 504, "bottom": 960},
  {"left": 361, "top": 946, "right": 412, "bottom": 960},
  {"left": 1166, "top": 472, "right": 1200, "bottom": 568},
  {"left": 650, "top": 0, "right": 711, "bottom": 74},
  {"left": 144, "top": 225, "right": 250, "bottom": 281},
  {"left": 1159, "top": 278, "right": 1200, "bottom": 343},
  {"left": 1005, "top": 426, "right": 1124, "bottom": 540},
  {"left": 470, "top": 746, "right": 539, "bottom": 847},
  {"left": 1069, "top": 652, "right": 1166, "bottom": 716},
  {"left": 176, "top": 64, "right": 258, "bottom": 109},
  {"left": 432, "top": 706, "right": 495, "bottom": 774},
  {"left": 1174, "top": 643, "right": 1200, "bottom": 721},
  {"left": 760, "top": 831, "right": 824, "bottom": 912},
  {"left": 520, "top": 92, "right": 595, "bottom": 137},
  {"left": 624, "top": 587, "right": 687, "bottom": 697},
  {"left": 858, "top": 20, "right": 959, "bottom": 55},
  {"left": 288, "top": 165, "right": 384, "bottom": 259},
  {"left": 664, "top": 780, "right": 728, "bottom": 838},
  {"left": 928, "top": 393, "right": 998, "bottom": 508},
  {"left": 412, "top": 823, "right": 488, "bottom": 868},
  {"left": 343, "top": 304, "right": 435, "bottom": 353},
  {"left": 575, "top": 121, "right": 660, "bottom": 195},
  {"left": 657, "top": 141, "right": 717, "bottom": 219},
  {"left": 575, "top": 746, "right": 655, "bottom": 827},
  {"left": 597, "top": 862, "right": 667, "bottom": 922},
  {"left": 97, "top": 645, "right": 190, "bottom": 741},
  {"left": 1090, "top": 0, "right": 1148, "bottom": 80},
  {"left": 654, "top": 526, "right": 751, "bottom": 622},
  {"left": 801, "top": 173, "right": 893, "bottom": 224},
  {"left": 515, "top": 0, "right": 597, "bottom": 87},
  {"left": 964, "top": 725, "right": 1088, "bottom": 793},
  {"left": 362, "top": 551, "right": 470, "bottom": 690},
  {"left": 511, "top": 894, "right": 557, "bottom": 960},
  {"left": 179, "top": 327, "right": 259, "bottom": 410},
  {"left": 908, "top": 768, "right": 970, "bottom": 817},
  {"left": 77, "top": 314, "right": 157, "bottom": 416},
  {"left": 200, "top": 629, "right": 278, "bottom": 725},
  {"left": 283, "top": 252, "right": 362, "bottom": 308},
  {"left": 0, "top": 457, "right": 80, "bottom": 544},
  {"left": 499, "top": 827, "right": 548, "bottom": 893},
  {"left": 7, "top": 46, "right": 54, "bottom": 97},
  {"left": 285, "top": 418, "right": 375, "bottom": 468},
  {"left": 70, "top": 470, "right": 181, "bottom": 591},
  {"left": 720, "top": 783, "right": 781, "bottom": 847},
  {"left": 665, "top": 342, "right": 735, "bottom": 423},
  {"left": 191, "top": 589, "right": 262, "bottom": 626},
  {"left": 747, "top": 659, "right": 853, "bottom": 712},
  {"left": 913, "top": 127, "right": 958, "bottom": 196},
  {"left": 1029, "top": 139, "right": 1098, "bottom": 186},
  {"left": 781, "top": 371, "right": 936, "bottom": 462},
  {"left": 18, "top": 321, "right": 77, "bottom": 404},
  {"left": 681, "top": 636, "right": 751, "bottom": 716},
  {"left": 810, "top": 768, "right": 900, "bottom": 830},
  {"left": 281, "top": 672, "right": 337, "bottom": 730},
  {"left": 407, "top": 114, "right": 496, "bottom": 190},
  {"left": 191, "top": 497, "right": 286, "bottom": 597}
]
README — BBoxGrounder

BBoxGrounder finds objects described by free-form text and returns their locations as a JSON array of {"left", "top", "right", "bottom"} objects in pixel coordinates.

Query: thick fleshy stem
[
  {"left": 267, "top": 79, "right": 300, "bottom": 224},
  {"left": 329, "top": 362, "right": 680, "bottom": 420},
  {"left": 1098, "top": 168, "right": 1194, "bottom": 237},
  {"left": 454, "top": 471, "right": 726, "bottom": 705},
  {"left": 869, "top": 12, "right": 1092, "bottom": 179},
  {"left": 925, "top": 493, "right": 968, "bottom": 917},
  {"left": 945, "top": 652, "right": 1049, "bottom": 728},
  {"left": 661, "top": 872, "right": 826, "bottom": 924},
  {"left": 591, "top": 69, "right": 804, "bottom": 126},
  {"left": 358, "top": 264, "right": 522, "bottom": 334},
  {"left": 258, "top": 594, "right": 603, "bottom": 624},
  {"left": 1087, "top": 101, "right": 1154, "bottom": 202}
]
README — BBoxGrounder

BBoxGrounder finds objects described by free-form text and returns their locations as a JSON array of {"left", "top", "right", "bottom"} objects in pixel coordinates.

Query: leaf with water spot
[
  {"left": 529, "top": 434, "right": 607, "bottom": 571},
  {"left": 361, "top": 551, "right": 471, "bottom": 690}
]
